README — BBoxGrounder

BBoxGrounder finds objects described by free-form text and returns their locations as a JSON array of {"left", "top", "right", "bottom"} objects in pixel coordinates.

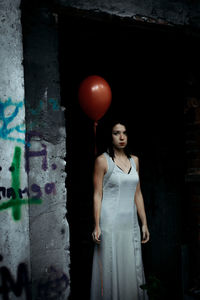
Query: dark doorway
[{"left": 58, "top": 13, "right": 184, "bottom": 300}]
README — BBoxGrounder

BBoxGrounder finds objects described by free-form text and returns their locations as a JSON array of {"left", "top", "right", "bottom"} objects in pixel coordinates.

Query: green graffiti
[{"left": 0, "top": 146, "right": 42, "bottom": 221}]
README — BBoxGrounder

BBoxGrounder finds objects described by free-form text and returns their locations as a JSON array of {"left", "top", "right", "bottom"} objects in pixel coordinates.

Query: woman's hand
[
  {"left": 141, "top": 224, "right": 150, "bottom": 244},
  {"left": 92, "top": 226, "right": 101, "bottom": 244}
]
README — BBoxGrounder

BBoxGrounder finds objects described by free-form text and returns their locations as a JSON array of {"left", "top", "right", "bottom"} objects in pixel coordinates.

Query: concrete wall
[
  {"left": 0, "top": 0, "right": 200, "bottom": 299},
  {"left": 57, "top": 0, "right": 200, "bottom": 27},
  {"left": 0, "top": 0, "right": 30, "bottom": 299},
  {"left": 22, "top": 4, "right": 70, "bottom": 300},
  {"left": 0, "top": 1, "right": 70, "bottom": 299}
]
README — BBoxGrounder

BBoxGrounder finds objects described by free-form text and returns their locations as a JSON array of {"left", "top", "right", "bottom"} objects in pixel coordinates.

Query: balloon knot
[{"left": 94, "top": 121, "right": 98, "bottom": 127}]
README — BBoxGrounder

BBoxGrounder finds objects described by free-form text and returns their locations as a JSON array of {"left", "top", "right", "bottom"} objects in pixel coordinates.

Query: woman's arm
[
  {"left": 92, "top": 154, "right": 107, "bottom": 244},
  {"left": 132, "top": 155, "right": 150, "bottom": 244}
]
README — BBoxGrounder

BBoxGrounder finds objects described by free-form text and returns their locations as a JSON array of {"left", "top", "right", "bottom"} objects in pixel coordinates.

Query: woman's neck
[{"left": 113, "top": 148, "right": 126, "bottom": 158}]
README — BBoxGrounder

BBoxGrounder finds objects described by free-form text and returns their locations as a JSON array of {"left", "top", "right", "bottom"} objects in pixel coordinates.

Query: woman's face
[{"left": 112, "top": 123, "right": 128, "bottom": 150}]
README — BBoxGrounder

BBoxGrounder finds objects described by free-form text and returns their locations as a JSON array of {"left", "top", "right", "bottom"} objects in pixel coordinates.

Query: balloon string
[{"left": 94, "top": 121, "right": 98, "bottom": 156}]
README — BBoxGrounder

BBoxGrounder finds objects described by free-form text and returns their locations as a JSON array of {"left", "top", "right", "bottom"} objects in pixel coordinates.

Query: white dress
[{"left": 90, "top": 152, "right": 148, "bottom": 300}]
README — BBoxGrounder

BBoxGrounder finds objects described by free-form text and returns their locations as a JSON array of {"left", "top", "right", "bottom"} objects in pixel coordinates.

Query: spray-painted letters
[
  {"left": 25, "top": 131, "right": 57, "bottom": 173},
  {"left": 26, "top": 98, "right": 59, "bottom": 116},
  {"left": 0, "top": 147, "right": 42, "bottom": 221},
  {"left": 0, "top": 98, "right": 25, "bottom": 144}
]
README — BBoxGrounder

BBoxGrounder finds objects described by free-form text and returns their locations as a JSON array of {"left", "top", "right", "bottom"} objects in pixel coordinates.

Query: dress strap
[
  {"left": 103, "top": 152, "right": 114, "bottom": 187},
  {"left": 130, "top": 156, "right": 137, "bottom": 171}
]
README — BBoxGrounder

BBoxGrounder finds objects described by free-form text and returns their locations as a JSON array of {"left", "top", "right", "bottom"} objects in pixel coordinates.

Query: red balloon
[{"left": 78, "top": 75, "right": 112, "bottom": 121}]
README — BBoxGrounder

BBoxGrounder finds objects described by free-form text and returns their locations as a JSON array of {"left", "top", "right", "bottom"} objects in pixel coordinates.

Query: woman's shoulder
[
  {"left": 130, "top": 154, "right": 139, "bottom": 168},
  {"left": 96, "top": 152, "right": 108, "bottom": 160},
  {"left": 95, "top": 153, "right": 108, "bottom": 173},
  {"left": 95, "top": 153, "right": 108, "bottom": 166},
  {"left": 130, "top": 154, "right": 139, "bottom": 161}
]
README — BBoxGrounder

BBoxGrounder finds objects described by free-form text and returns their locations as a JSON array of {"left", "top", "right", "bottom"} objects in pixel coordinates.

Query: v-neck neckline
[
  {"left": 116, "top": 164, "right": 132, "bottom": 174},
  {"left": 113, "top": 157, "right": 132, "bottom": 175}
]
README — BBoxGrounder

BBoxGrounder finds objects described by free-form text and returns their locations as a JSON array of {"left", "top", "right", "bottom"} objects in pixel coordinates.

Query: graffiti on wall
[
  {"left": 26, "top": 98, "right": 60, "bottom": 130},
  {"left": 25, "top": 131, "right": 57, "bottom": 173},
  {"left": 0, "top": 139, "right": 58, "bottom": 220},
  {"left": 0, "top": 146, "right": 42, "bottom": 221},
  {"left": 26, "top": 98, "right": 60, "bottom": 116},
  {"left": 0, "top": 98, "right": 25, "bottom": 144},
  {"left": 0, "top": 256, "right": 69, "bottom": 300},
  {"left": 36, "top": 266, "right": 69, "bottom": 300},
  {"left": 0, "top": 183, "right": 56, "bottom": 201},
  {"left": 0, "top": 98, "right": 59, "bottom": 220},
  {"left": 0, "top": 97, "right": 60, "bottom": 143},
  {"left": 0, "top": 255, "right": 31, "bottom": 300}
]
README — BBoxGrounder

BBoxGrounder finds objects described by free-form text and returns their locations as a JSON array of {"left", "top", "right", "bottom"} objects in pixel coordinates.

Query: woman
[{"left": 90, "top": 120, "right": 150, "bottom": 300}]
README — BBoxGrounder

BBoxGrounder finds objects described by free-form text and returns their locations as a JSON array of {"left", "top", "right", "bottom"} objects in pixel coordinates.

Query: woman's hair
[{"left": 106, "top": 118, "right": 132, "bottom": 160}]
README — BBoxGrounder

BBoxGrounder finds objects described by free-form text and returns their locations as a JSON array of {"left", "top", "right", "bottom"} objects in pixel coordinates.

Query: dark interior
[{"left": 58, "top": 13, "right": 190, "bottom": 300}]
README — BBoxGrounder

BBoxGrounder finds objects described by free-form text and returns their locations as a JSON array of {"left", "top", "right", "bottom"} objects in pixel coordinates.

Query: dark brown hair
[{"left": 106, "top": 118, "right": 131, "bottom": 160}]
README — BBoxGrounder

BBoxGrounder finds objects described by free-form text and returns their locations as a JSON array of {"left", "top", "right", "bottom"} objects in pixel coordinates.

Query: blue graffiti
[
  {"left": 48, "top": 98, "right": 59, "bottom": 111},
  {"left": 26, "top": 100, "right": 43, "bottom": 116},
  {"left": 26, "top": 98, "right": 60, "bottom": 116},
  {"left": 0, "top": 98, "right": 25, "bottom": 144}
]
